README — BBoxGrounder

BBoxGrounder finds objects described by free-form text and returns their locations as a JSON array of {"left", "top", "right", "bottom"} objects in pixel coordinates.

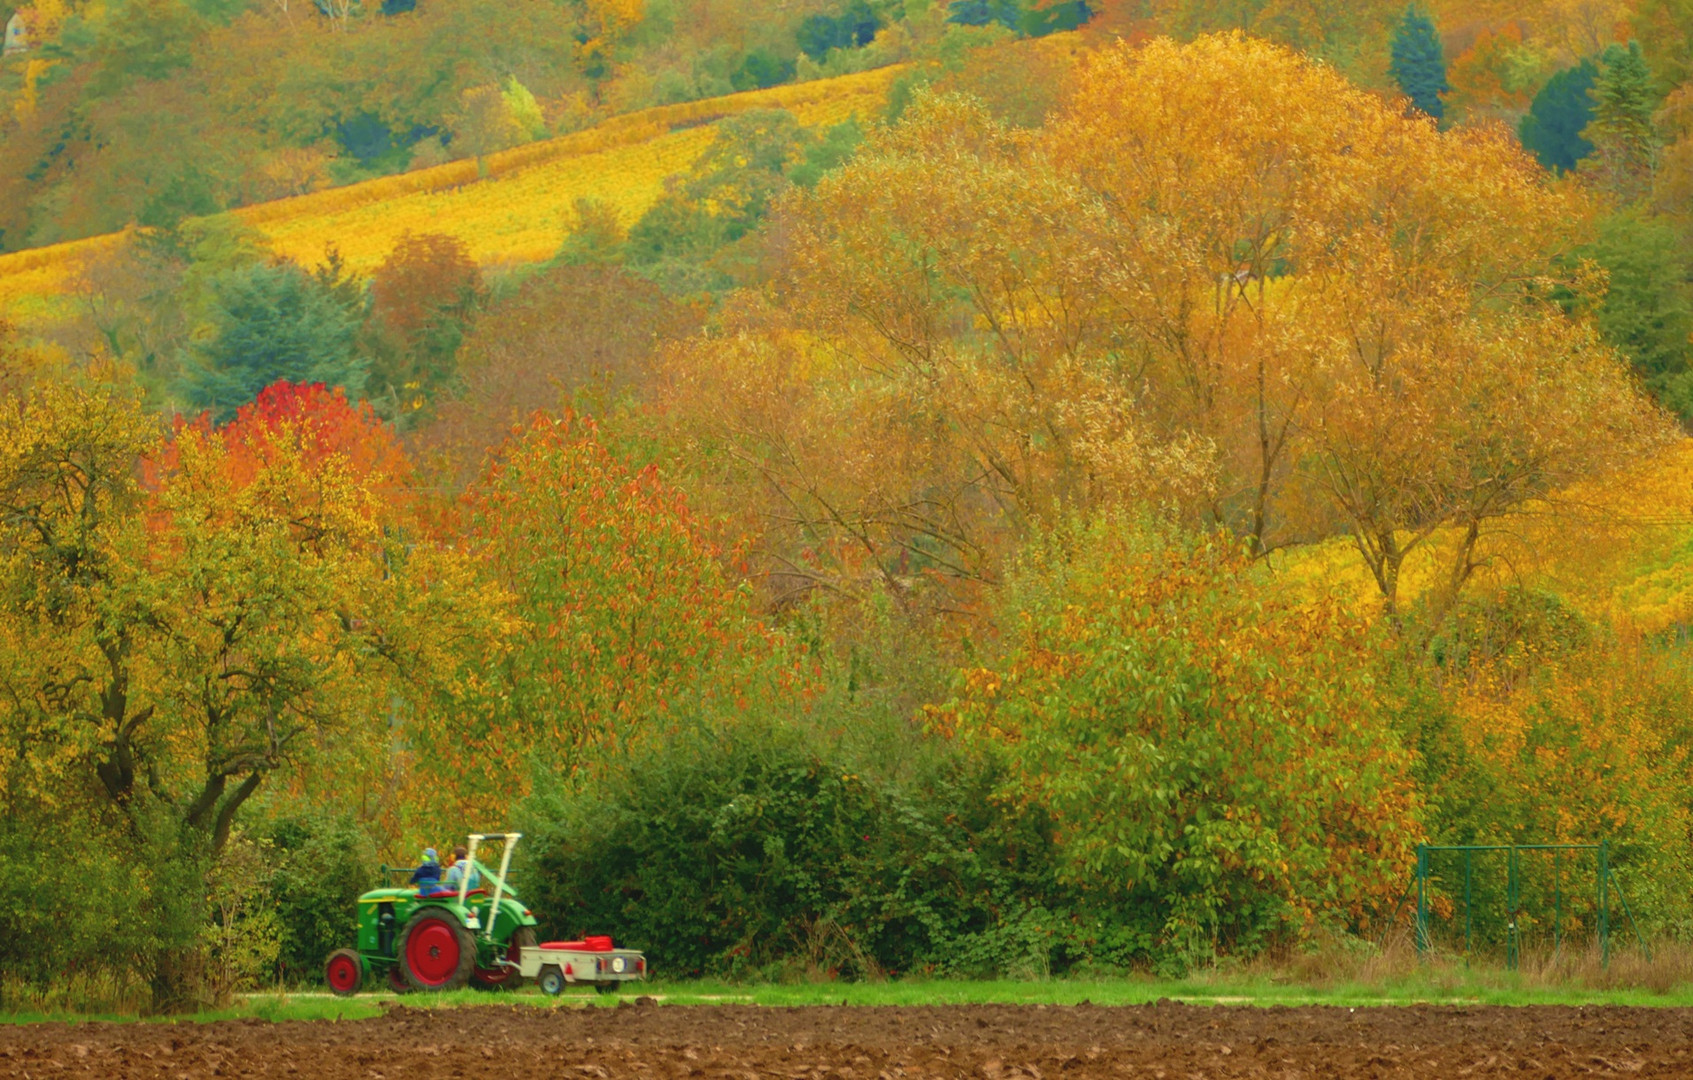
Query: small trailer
[{"left": 521, "top": 934, "right": 648, "bottom": 995}]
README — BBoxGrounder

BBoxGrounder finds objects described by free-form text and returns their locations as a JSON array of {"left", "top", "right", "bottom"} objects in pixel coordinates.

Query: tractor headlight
[{"left": 611, "top": 957, "right": 626, "bottom": 974}]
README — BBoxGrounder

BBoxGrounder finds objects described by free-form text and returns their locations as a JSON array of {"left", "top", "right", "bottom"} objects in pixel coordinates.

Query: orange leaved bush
[{"left": 423, "top": 411, "right": 812, "bottom": 827}]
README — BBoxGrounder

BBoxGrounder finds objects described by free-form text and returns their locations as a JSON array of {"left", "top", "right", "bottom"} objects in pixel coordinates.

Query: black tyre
[
  {"left": 398, "top": 908, "right": 476, "bottom": 992},
  {"left": 472, "top": 925, "right": 536, "bottom": 990},
  {"left": 325, "top": 949, "right": 363, "bottom": 997},
  {"left": 537, "top": 964, "right": 565, "bottom": 996},
  {"left": 386, "top": 965, "right": 412, "bottom": 995},
  {"left": 594, "top": 980, "right": 618, "bottom": 995}
]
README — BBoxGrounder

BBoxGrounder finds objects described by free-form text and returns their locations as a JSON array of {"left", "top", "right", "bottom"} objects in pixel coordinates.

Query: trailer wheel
[
  {"left": 472, "top": 926, "right": 536, "bottom": 990},
  {"left": 537, "top": 964, "right": 565, "bottom": 996},
  {"left": 325, "top": 949, "right": 363, "bottom": 997},
  {"left": 594, "top": 980, "right": 618, "bottom": 995},
  {"left": 398, "top": 909, "right": 475, "bottom": 992}
]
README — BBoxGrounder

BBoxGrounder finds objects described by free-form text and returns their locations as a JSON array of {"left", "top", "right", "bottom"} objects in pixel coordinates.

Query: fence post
[
  {"left": 1608, "top": 865, "right": 1651, "bottom": 963},
  {"left": 1463, "top": 848, "right": 1473, "bottom": 961},
  {"left": 1598, "top": 839, "right": 1610, "bottom": 968},
  {"left": 1506, "top": 845, "right": 1519, "bottom": 971},
  {"left": 1553, "top": 848, "right": 1562, "bottom": 954},
  {"left": 1415, "top": 843, "right": 1429, "bottom": 960}
]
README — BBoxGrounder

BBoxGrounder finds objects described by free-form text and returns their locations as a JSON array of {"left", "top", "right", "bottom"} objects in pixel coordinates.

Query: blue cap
[{"left": 423, "top": 847, "right": 438, "bottom": 861}]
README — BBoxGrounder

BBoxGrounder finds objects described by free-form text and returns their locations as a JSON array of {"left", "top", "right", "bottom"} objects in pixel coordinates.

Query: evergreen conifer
[
  {"left": 1519, "top": 60, "right": 1597, "bottom": 173},
  {"left": 1585, "top": 41, "right": 1658, "bottom": 198},
  {"left": 1388, "top": 6, "right": 1449, "bottom": 120},
  {"left": 946, "top": 0, "right": 1023, "bottom": 30}
]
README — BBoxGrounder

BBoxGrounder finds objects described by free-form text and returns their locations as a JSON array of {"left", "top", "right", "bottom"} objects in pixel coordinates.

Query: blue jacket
[
  {"left": 409, "top": 859, "right": 442, "bottom": 887},
  {"left": 444, "top": 861, "right": 482, "bottom": 892}
]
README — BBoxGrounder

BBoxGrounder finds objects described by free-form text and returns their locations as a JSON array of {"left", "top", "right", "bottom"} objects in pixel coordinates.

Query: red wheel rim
[
  {"left": 476, "top": 938, "right": 522, "bottom": 985},
  {"left": 406, "top": 918, "right": 462, "bottom": 986},
  {"left": 326, "top": 954, "right": 360, "bottom": 993}
]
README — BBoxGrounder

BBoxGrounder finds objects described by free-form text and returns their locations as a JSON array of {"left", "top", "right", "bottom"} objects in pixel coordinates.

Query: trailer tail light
[
  {"left": 564, "top": 963, "right": 573, "bottom": 977},
  {"left": 637, "top": 958, "right": 645, "bottom": 973}
]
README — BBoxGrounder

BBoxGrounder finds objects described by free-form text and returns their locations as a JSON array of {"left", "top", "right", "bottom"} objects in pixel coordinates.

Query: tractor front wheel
[
  {"left": 387, "top": 965, "right": 412, "bottom": 995},
  {"left": 398, "top": 909, "right": 475, "bottom": 992},
  {"left": 325, "top": 949, "right": 363, "bottom": 997},
  {"left": 472, "top": 926, "right": 536, "bottom": 990}
]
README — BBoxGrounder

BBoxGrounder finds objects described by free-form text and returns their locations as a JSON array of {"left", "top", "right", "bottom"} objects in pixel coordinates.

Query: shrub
[
  {"left": 257, "top": 813, "right": 379, "bottom": 985},
  {"left": 732, "top": 48, "right": 797, "bottom": 92},
  {"left": 523, "top": 718, "right": 1070, "bottom": 979},
  {"left": 934, "top": 520, "right": 1422, "bottom": 970}
]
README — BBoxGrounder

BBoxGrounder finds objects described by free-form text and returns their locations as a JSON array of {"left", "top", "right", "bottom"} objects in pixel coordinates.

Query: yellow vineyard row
[{"left": 0, "top": 65, "right": 902, "bottom": 315}]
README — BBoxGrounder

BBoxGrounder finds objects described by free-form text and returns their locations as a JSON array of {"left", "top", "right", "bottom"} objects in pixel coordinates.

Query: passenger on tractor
[
  {"left": 410, "top": 847, "right": 442, "bottom": 890},
  {"left": 443, "top": 845, "right": 481, "bottom": 893}
]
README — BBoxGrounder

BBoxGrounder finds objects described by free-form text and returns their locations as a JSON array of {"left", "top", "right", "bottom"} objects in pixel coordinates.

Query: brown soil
[{"left": 3, "top": 1001, "right": 1691, "bottom": 1078}]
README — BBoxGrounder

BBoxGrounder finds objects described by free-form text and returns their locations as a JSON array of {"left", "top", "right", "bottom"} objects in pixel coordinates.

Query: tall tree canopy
[
  {"left": 662, "top": 33, "right": 1668, "bottom": 621},
  {"left": 0, "top": 382, "right": 498, "bottom": 946}
]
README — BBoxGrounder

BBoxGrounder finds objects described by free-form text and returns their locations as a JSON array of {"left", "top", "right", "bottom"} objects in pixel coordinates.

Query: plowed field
[{"left": 4, "top": 1001, "right": 1691, "bottom": 1078}]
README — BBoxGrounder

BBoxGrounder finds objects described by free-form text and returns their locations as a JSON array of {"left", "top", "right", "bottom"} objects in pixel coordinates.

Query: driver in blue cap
[{"left": 409, "top": 847, "right": 442, "bottom": 891}]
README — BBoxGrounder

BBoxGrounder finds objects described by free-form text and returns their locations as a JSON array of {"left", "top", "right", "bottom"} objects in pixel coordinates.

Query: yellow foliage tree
[
  {"left": 665, "top": 33, "right": 1669, "bottom": 624},
  {"left": 0, "top": 382, "right": 500, "bottom": 883}
]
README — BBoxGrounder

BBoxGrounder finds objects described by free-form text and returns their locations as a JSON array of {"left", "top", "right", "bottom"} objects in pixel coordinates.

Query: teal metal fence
[{"left": 1388, "top": 841, "right": 1648, "bottom": 968}]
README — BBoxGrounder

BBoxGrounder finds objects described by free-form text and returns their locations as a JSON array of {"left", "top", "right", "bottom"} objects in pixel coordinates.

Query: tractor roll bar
[{"left": 462, "top": 832, "right": 521, "bottom": 939}]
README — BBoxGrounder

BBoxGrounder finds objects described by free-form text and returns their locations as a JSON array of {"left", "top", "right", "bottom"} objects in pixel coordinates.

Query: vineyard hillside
[
  {"left": 1271, "top": 440, "right": 1693, "bottom": 632},
  {"left": 0, "top": 66, "right": 901, "bottom": 318}
]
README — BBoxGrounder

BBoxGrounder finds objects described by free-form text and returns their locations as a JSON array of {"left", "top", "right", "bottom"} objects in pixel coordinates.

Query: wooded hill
[{"left": 2, "top": 0, "right": 1693, "bottom": 1014}]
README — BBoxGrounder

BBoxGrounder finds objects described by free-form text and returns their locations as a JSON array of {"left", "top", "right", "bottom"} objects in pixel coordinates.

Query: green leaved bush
[
  {"left": 931, "top": 519, "right": 1422, "bottom": 973},
  {"left": 521, "top": 714, "right": 1072, "bottom": 981}
]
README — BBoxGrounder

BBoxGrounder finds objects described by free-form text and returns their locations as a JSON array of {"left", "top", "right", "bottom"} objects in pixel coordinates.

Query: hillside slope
[
  {"left": 1269, "top": 439, "right": 1693, "bottom": 632},
  {"left": 0, "top": 65, "right": 900, "bottom": 318}
]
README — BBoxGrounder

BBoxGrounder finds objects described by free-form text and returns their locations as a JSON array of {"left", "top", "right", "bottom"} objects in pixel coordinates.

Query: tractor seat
[{"left": 415, "top": 884, "right": 489, "bottom": 899}]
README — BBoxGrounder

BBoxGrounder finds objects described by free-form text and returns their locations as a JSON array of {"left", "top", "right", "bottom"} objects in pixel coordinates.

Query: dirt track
[{"left": 3, "top": 1001, "right": 1691, "bottom": 1078}]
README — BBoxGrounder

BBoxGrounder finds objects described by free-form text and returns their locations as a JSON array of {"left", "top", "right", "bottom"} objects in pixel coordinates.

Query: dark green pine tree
[
  {"left": 1586, "top": 41, "right": 1658, "bottom": 198},
  {"left": 946, "top": 0, "right": 1024, "bottom": 30},
  {"left": 1388, "top": 6, "right": 1450, "bottom": 121},
  {"left": 182, "top": 262, "right": 366, "bottom": 422},
  {"left": 1519, "top": 60, "right": 1598, "bottom": 173},
  {"left": 1575, "top": 210, "right": 1693, "bottom": 422}
]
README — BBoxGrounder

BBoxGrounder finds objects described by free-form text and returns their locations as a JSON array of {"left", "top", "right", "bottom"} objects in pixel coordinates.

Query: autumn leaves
[
  {"left": 670, "top": 35, "right": 1665, "bottom": 626},
  {"left": 2, "top": 32, "right": 1681, "bottom": 991},
  {"left": 639, "top": 34, "right": 1679, "bottom": 952},
  {"left": 0, "top": 383, "right": 498, "bottom": 857}
]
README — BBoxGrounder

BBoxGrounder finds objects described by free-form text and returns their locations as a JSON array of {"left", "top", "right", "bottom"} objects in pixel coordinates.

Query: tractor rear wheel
[
  {"left": 398, "top": 909, "right": 475, "bottom": 992},
  {"left": 325, "top": 949, "right": 363, "bottom": 997},
  {"left": 472, "top": 926, "right": 535, "bottom": 990}
]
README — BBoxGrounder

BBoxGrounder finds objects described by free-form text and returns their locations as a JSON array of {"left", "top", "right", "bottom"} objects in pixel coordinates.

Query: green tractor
[{"left": 324, "top": 832, "right": 539, "bottom": 995}]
